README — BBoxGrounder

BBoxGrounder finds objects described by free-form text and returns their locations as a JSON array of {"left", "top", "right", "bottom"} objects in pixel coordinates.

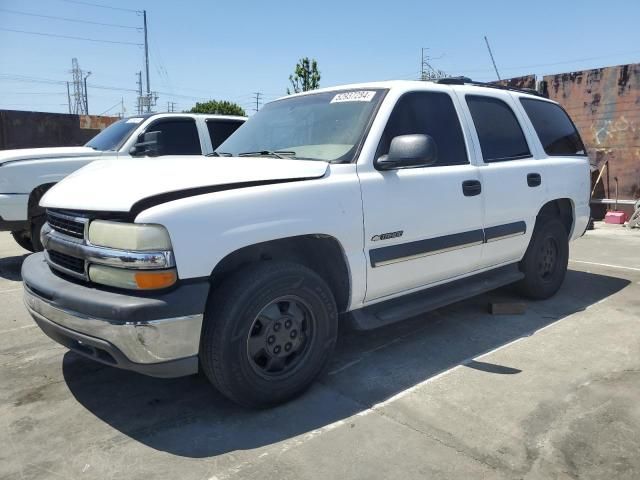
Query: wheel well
[
  {"left": 537, "top": 198, "right": 573, "bottom": 235},
  {"left": 209, "top": 235, "right": 351, "bottom": 313},
  {"left": 28, "top": 183, "right": 55, "bottom": 219}
]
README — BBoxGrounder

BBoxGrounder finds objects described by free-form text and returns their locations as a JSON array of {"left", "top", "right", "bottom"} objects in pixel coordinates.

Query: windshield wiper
[
  {"left": 206, "top": 151, "right": 233, "bottom": 157},
  {"left": 237, "top": 150, "right": 296, "bottom": 159}
]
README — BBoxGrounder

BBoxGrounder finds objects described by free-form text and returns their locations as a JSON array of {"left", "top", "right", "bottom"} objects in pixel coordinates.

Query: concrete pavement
[{"left": 1, "top": 224, "right": 639, "bottom": 480}]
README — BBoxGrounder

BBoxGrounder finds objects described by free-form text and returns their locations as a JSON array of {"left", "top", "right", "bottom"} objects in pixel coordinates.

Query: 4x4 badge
[{"left": 371, "top": 230, "right": 403, "bottom": 242}]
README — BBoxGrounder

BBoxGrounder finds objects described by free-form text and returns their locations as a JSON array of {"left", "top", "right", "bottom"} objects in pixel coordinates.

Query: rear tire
[
  {"left": 200, "top": 261, "right": 338, "bottom": 408},
  {"left": 517, "top": 216, "right": 569, "bottom": 299},
  {"left": 11, "top": 230, "right": 34, "bottom": 252}
]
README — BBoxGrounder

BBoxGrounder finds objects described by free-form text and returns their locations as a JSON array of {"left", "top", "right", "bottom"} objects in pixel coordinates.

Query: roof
[
  {"left": 122, "top": 112, "right": 247, "bottom": 121},
  {"left": 273, "top": 79, "right": 551, "bottom": 104}
]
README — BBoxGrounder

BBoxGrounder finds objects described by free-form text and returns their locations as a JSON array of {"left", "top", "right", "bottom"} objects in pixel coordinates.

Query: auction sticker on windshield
[{"left": 330, "top": 91, "right": 376, "bottom": 103}]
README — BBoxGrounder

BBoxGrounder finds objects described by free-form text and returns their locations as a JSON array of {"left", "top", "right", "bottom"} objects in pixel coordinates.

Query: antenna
[{"left": 484, "top": 36, "right": 501, "bottom": 80}]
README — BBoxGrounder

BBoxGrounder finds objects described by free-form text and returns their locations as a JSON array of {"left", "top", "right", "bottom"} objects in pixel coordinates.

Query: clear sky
[{"left": 1, "top": 0, "right": 639, "bottom": 116}]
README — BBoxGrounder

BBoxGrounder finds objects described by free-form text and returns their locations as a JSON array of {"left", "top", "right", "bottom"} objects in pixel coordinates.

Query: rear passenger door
[
  {"left": 358, "top": 90, "right": 484, "bottom": 301},
  {"left": 461, "top": 93, "right": 544, "bottom": 269}
]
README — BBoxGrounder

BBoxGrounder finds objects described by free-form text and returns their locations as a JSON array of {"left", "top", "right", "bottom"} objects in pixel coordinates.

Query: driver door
[{"left": 357, "top": 90, "right": 484, "bottom": 301}]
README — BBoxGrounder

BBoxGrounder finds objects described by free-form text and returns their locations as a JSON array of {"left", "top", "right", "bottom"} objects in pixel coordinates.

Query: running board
[{"left": 347, "top": 263, "right": 524, "bottom": 330}]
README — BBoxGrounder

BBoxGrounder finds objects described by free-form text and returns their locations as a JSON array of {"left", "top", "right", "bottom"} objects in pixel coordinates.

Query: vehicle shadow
[
  {"left": 62, "top": 269, "right": 630, "bottom": 458},
  {"left": 0, "top": 254, "right": 28, "bottom": 282}
]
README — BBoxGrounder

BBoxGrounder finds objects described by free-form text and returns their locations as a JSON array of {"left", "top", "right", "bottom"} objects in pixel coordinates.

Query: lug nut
[
  {"left": 268, "top": 335, "right": 275, "bottom": 344},
  {"left": 274, "top": 345, "right": 281, "bottom": 354},
  {"left": 285, "top": 343, "right": 292, "bottom": 351},
  {"left": 290, "top": 330, "right": 297, "bottom": 338},
  {"left": 274, "top": 323, "right": 281, "bottom": 332},
  {"left": 285, "top": 319, "right": 292, "bottom": 329}
]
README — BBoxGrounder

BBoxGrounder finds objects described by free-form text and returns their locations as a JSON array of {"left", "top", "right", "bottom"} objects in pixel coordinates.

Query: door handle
[
  {"left": 527, "top": 173, "right": 542, "bottom": 187},
  {"left": 462, "top": 180, "right": 482, "bottom": 196}
]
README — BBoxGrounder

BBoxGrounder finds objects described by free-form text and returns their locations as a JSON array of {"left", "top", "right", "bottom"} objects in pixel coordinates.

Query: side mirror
[
  {"left": 375, "top": 134, "right": 437, "bottom": 170},
  {"left": 130, "top": 130, "right": 161, "bottom": 157}
]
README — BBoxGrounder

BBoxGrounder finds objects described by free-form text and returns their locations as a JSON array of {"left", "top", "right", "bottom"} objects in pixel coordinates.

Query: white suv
[
  {"left": 22, "top": 80, "right": 590, "bottom": 407},
  {"left": 0, "top": 113, "right": 245, "bottom": 251}
]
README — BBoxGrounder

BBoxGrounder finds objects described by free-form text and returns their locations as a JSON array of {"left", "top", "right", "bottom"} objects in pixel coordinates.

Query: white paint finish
[
  {"left": 35, "top": 80, "right": 588, "bottom": 312},
  {"left": 0, "top": 193, "right": 28, "bottom": 220},
  {"left": 42, "top": 157, "right": 329, "bottom": 212}
]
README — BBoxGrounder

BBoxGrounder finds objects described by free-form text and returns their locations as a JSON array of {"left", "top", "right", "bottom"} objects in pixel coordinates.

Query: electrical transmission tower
[
  {"left": 420, "top": 48, "right": 448, "bottom": 81},
  {"left": 69, "top": 58, "right": 89, "bottom": 114},
  {"left": 253, "top": 92, "right": 262, "bottom": 112}
]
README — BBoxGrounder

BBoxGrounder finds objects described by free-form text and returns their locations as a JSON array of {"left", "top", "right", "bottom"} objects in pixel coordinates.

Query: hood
[
  {"left": 0, "top": 146, "right": 101, "bottom": 166},
  {"left": 41, "top": 156, "right": 329, "bottom": 213}
]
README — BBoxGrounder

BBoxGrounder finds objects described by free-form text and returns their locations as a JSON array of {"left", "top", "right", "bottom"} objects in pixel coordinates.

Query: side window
[
  {"left": 466, "top": 95, "right": 531, "bottom": 162},
  {"left": 520, "top": 98, "right": 586, "bottom": 156},
  {"left": 144, "top": 119, "right": 201, "bottom": 155},
  {"left": 377, "top": 91, "right": 468, "bottom": 166},
  {"left": 207, "top": 120, "right": 244, "bottom": 150}
]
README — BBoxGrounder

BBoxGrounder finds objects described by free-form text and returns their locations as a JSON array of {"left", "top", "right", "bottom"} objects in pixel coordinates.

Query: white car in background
[{"left": 0, "top": 112, "right": 246, "bottom": 251}]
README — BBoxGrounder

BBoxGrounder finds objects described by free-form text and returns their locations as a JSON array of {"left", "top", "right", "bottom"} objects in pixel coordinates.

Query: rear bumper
[
  {"left": 0, "top": 193, "right": 29, "bottom": 231},
  {"left": 22, "top": 253, "right": 210, "bottom": 377}
]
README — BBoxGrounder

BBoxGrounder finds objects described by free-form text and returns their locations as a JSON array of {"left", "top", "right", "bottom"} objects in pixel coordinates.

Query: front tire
[
  {"left": 30, "top": 214, "right": 46, "bottom": 252},
  {"left": 200, "top": 261, "right": 338, "bottom": 408},
  {"left": 11, "top": 230, "right": 35, "bottom": 252},
  {"left": 517, "top": 217, "right": 569, "bottom": 299}
]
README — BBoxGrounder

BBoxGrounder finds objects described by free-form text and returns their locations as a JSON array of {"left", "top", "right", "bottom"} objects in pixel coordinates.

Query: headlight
[
  {"left": 88, "top": 220, "right": 172, "bottom": 251},
  {"left": 89, "top": 264, "right": 177, "bottom": 290}
]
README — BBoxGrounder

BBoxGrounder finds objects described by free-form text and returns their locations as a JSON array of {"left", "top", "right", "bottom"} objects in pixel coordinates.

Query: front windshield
[
  {"left": 216, "top": 89, "right": 386, "bottom": 162},
  {"left": 85, "top": 117, "right": 143, "bottom": 151}
]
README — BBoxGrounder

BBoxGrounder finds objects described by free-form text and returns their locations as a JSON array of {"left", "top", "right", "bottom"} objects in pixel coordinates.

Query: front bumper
[
  {"left": 22, "top": 253, "right": 210, "bottom": 377},
  {"left": 0, "top": 193, "right": 29, "bottom": 231}
]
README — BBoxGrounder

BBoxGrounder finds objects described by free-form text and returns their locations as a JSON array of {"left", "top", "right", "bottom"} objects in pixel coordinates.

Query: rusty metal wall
[
  {"left": 494, "top": 74, "right": 537, "bottom": 90},
  {"left": 0, "top": 110, "right": 118, "bottom": 150},
  {"left": 543, "top": 64, "right": 640, "bottom": 201}
]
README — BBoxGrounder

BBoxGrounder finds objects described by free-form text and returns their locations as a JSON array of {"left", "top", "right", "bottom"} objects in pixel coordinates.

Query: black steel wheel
[
  {"left": 518, "top": 216, "right": 569, "bottom": 299},
  {"left": 200, "top": 261, "right": 338, "bottom": 408},
  {"left": 247, "top": 296, "right": 316, "bottom": 378}
]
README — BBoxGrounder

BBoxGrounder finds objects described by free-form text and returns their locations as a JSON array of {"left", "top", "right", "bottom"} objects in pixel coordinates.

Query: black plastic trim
[
  {"left": 370, "top": 229, "right": 484, "bottom": 267},
  {"left": 0, "top": 216, "right": 28, "bottom": 232},
  {"left": 22, "top": 253, "right": 209, "bottom": 323},
  {"left": 484, "top": 221, "right": 527, "bottom": 242}
]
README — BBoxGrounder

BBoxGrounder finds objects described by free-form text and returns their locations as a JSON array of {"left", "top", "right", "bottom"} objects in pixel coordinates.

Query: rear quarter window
[{"left": 520, "top": 98, "right": 587, "bottom": 156}]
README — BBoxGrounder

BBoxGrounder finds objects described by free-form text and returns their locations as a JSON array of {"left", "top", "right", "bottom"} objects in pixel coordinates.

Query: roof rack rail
[{"left": 436, "top": 76, "right": 544, "bottom": 97}]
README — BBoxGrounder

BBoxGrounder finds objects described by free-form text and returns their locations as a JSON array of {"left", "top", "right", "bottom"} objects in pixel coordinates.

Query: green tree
[
  {"left": 287, "top": 57, "right": 321, "bottom": 94},
  {"left": 188, "top": 100, "right": 246, "bottom": 116}
]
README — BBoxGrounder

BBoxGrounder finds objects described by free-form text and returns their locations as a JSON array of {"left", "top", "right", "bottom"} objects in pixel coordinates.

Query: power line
[
  {"left": 0, "top": 28, "right": 144, "bottom": 46},
  {"left": 0, "top": 8, "right": 140, "bottom": 29},
  {"left": 58, "top": 0, "right": 141, "bottom": 13}
]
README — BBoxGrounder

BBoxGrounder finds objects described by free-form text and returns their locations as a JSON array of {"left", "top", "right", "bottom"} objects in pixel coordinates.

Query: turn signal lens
[
  {"left": 134, "top": 270, "right": 177, "bottom": 290},
  {"left": 89, "top": 264, "right": 177, "bottom": 290}
]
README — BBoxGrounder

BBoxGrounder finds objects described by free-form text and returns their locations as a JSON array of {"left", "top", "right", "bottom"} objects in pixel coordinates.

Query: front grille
[
  {"left": 47, "top": 211, "right": 85, "bottom": 239},
  {"left": 48, "top": 250, "right": 85, "bottom": 274}
]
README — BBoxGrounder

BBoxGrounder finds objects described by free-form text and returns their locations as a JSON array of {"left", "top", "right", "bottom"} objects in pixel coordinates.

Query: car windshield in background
[
  {"left": 216, "top": 89, "right": 386, "bottom": 162},
  {"left": 85, "top": 118, "right": 143, "bottom": 151}
]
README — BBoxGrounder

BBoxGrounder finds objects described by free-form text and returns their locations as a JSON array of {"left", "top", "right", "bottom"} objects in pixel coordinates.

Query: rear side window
[
  {"left": 466, "top": 95, "right": 531, "bottom": 162},
  {"left": 144, "top": 119, "right": 201, "bottom": 155},
  {"left": 207, "top": 120, "right": 244, "bottom": 150},
  {"left": 520, "top": 98, "right": 586, "bottom": 156},
  {"left": 377, "top": 91, "right": 468, "bottom": 166}
]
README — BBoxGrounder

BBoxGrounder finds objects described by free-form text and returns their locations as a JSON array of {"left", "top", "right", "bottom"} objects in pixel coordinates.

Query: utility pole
[
  {"left": 136, "top": 71, "right": 143, "bottom": 115},
  {"left": 167, "top": 101, "right": 176, "bottom": 112},
  {"left": 143, "top": 10, "right": 151, "bottom": 112},
  {"left": 83, "top": 71, "right": 92, "bottom": 115},
  {"left": 253, "top": 92, "right": 262, "bottom": 112},
  {"left": 484, "top": 36, "right": 501, "bottom": 80},
  {"left": 420, "top": 48, "right": 448, "bottom": 81},
  {"left": 66, "top": 82, "right": 71, "bottom": 114}
]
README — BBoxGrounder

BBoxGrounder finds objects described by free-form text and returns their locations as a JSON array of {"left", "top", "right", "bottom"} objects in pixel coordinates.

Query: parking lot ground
[{"left": 1, "top": 224, "right": 639, "bottom": 480}]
